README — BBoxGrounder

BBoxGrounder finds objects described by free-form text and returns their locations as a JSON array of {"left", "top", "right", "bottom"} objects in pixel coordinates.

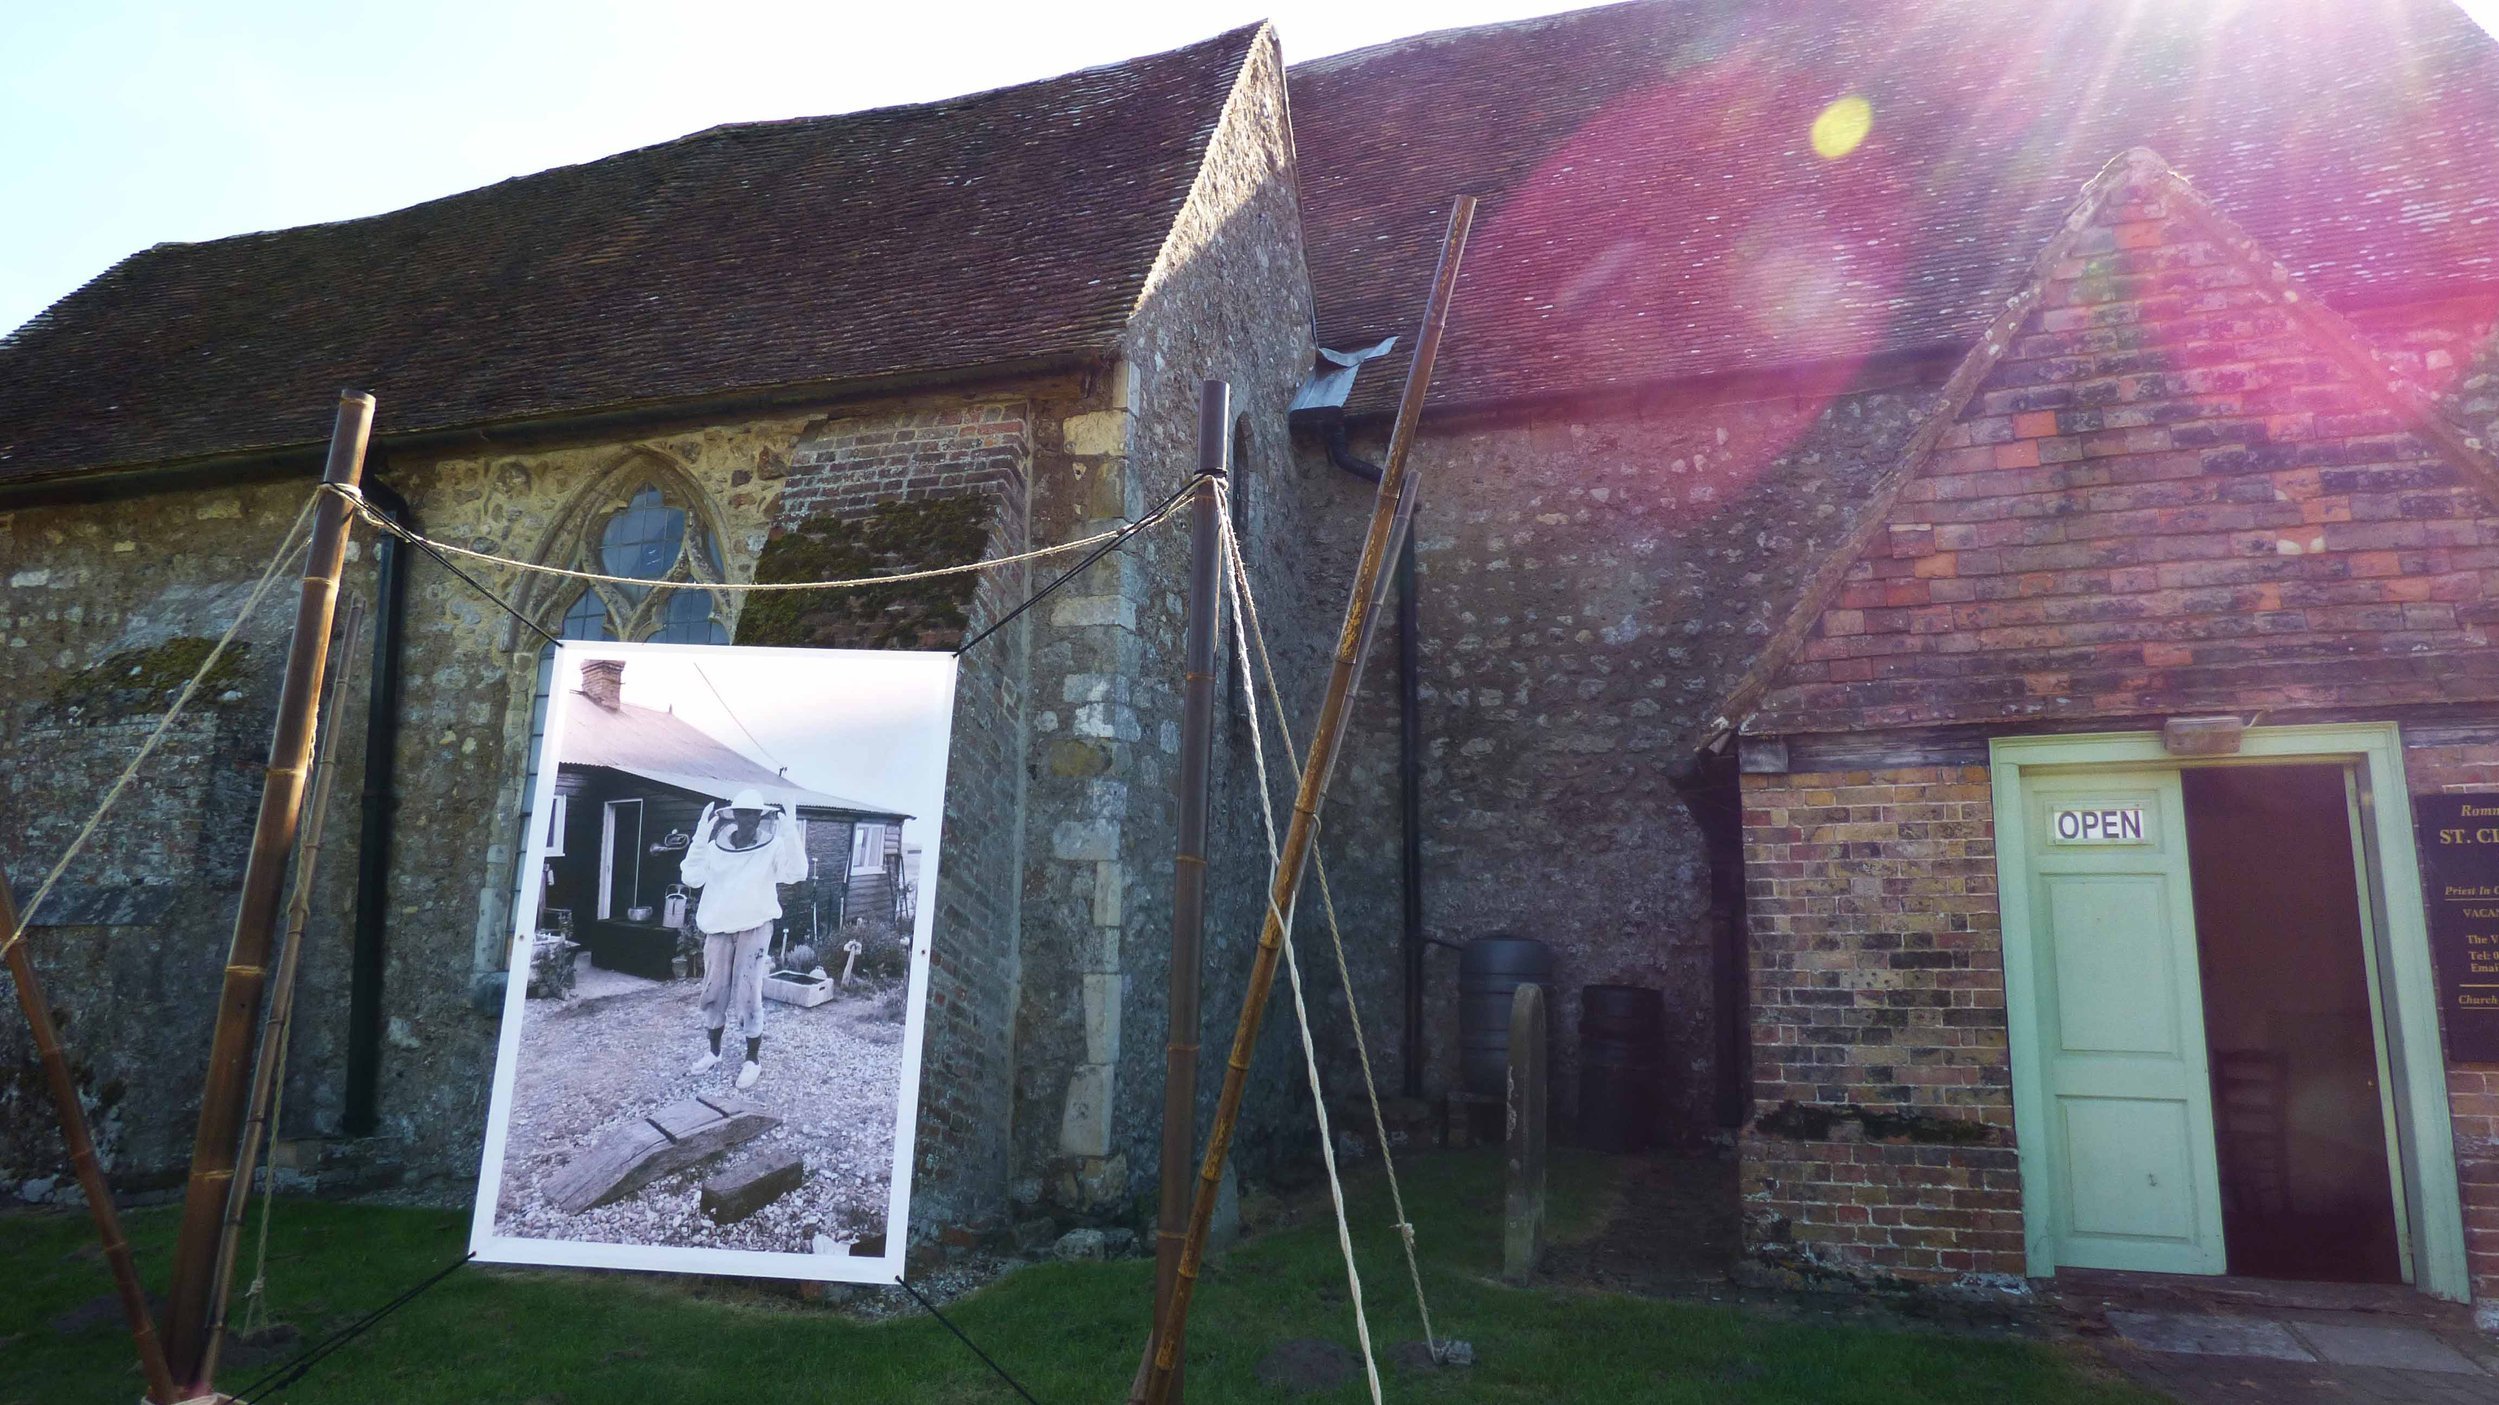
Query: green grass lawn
[{"left": 1, "top": 1150, "right": 2156, "bottom": 1405}]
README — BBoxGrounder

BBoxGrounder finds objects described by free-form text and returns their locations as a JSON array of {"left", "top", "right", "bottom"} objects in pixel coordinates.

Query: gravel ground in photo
[{"left": 493, "top": 968, "right": 907, "bottom": 1260}]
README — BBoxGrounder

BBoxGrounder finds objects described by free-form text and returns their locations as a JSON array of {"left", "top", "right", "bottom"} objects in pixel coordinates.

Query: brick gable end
[{"left": 1749, "top": 156, "right": 2499, "bottom": 735}]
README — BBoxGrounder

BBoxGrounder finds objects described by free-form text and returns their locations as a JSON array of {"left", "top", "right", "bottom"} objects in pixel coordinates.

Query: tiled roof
[
  {"left": 1287, "top": 0, "right": 2499, "bottom": 411},
  {"left": 0, "top": 25, "right": 1265, "bottom": 483}
]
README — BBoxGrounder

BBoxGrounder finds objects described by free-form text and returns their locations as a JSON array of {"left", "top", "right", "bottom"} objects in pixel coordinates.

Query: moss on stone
[
  {"left": 1855, "top": 1109, "right": 1997, "bottom": 1145},
  {"left": 1754, "top": 1100, "right": 1998, "bottom": 1146},
  {"left": 1754, "top": 1102, "right": 1845, "bottom": 1141},
  {"left": 736, "top": 496, "right": 994, "bottom": 651},
  {"left": 48, "top": 636, "right": 255, "bottom": 721}
]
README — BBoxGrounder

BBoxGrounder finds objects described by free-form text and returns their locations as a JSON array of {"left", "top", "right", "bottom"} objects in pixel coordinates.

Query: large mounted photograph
[{"left": 471, "top": 641, "right": 957, "bottom": 1284}]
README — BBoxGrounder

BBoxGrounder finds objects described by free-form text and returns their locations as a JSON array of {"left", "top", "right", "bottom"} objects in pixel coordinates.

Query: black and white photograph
[{"left": 470, "top": 641, "right": 955, "bottom": 1284}]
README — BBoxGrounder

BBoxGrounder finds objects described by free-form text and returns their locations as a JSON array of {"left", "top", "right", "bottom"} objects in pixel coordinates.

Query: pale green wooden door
[{"left": 2022, "top": 770, "right": 2227, "bottom": 1275}]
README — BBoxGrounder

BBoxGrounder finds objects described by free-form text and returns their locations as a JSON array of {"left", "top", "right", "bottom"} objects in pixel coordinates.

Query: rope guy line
[
  {"left": 953, "top": 473, "right": 1211, "bottom": 656},
  {"left": 1217, "top": 510, "right": 1386, "bottom": 1405},
  {"left": 322, "top": 475, "right": 1203, "bottom": 659},
  {"left": 320, "top": 480, "right": 1196, "bottom": 595},
  {"left": 1218, "top": 479, "right": 1443, "bottom": 1361},
  {"left": 0, "top": 489, "right": 319, "bottom": 969}
]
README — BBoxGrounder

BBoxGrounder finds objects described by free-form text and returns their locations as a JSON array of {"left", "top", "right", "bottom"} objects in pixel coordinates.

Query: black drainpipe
[
  {"left": 1310, "top": 412, "right": 1431, "bottom": 1098},
  {"left": 342, "top": 475, "right": 411, "bottom": 1136}
]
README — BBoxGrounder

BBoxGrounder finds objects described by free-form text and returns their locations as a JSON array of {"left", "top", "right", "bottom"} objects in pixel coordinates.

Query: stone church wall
[
  {"left": 1010, "top": 24, "right": 1335, "bottom": 1220},
  {"left": 0, "top": 387, "right": 1074, "bottom": 1237},
  {"left": 0, "top": 478, "right": 366, "bottom": 1186},
  {"left": 1300, "top": 376, "right": 1932, "bottom": 1144},
  {"left": 0, "top": 32, "right": 1332, "bottom": 1248}
]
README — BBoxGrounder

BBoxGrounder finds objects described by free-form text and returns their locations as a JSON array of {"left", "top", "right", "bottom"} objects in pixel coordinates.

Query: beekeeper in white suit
[{"left": 678, "top": 787, "right": 807, "bottom": 1090}]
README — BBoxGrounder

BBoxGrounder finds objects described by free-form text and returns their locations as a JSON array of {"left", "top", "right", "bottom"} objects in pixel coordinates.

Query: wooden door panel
[
  {"left": 2063, "top": 1096, "right": 2199, "bottom": 1242},
  {"left": 2046, "top": 874, "right": 2186, "bottom": 1057},
  {"left": 2025, "top": 771, "right": 2226, "bottom": 1275}
]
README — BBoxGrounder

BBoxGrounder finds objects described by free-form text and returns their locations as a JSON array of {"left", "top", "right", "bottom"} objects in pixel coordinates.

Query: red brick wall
[
  {"left": 1754, "top": 174, "right": 2499, "bottom": 735},
  {"left": 1738, "top": 764, "right": 2024, "bottom": 1282},
  {"left": 1740, "top": 737, "right": 2499, "bottom": 1291},
  {"left": 778, "top": 402, "right": 1030, "bottom": 521},
  {"left": 1728, "top": 160, "right": 2499, "bottom": 1294},
  {"left": 766, "top": 397, "right": 1037, "bottom": 1227}
]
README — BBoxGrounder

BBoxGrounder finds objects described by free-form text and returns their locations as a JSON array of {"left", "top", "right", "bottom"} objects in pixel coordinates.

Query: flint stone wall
[{"left": 1302, "top": 376, "right": 1931, "bottom": 1142}]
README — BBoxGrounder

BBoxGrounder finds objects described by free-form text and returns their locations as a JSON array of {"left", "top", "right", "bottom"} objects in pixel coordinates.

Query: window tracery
[{"left": 547, "top": 483, "right": 731, "bottom": 644}]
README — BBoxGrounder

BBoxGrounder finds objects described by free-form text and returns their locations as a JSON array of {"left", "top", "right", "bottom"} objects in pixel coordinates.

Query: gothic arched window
[
  {"left": 549, "top": 484, "right": 731, "bottom": 644},
  {"left": 513, "top": 477, "right": 732, "bottom": 923}
]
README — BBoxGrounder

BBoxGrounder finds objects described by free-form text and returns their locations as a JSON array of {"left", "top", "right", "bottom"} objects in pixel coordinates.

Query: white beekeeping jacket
[{"left": 679, "top": 808, "right": 809, "bottom": 934}]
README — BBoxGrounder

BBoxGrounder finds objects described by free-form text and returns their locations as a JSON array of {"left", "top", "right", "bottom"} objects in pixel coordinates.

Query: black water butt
[
  {"left": 1578, "top": 984, "right": 1666, "bottom": 1152},
  {"left": 1459, "top": 935, "right": 1554, "bottom": 1098}
]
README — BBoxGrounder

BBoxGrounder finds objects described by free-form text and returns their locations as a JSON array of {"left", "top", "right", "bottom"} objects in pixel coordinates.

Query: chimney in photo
[{"left": 580, "top": 658, "right": 626, "bottom": 711}]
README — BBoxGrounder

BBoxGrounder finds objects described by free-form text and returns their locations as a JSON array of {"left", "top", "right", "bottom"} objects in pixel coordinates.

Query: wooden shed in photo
[{"left": 542, "top": 657, "right": 911, "bottom": 977}]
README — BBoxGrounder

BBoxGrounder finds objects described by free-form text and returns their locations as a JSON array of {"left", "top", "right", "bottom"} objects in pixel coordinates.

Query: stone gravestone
[{"left": 1503, "top": 982, "right": 1547, "bottom": 1285}]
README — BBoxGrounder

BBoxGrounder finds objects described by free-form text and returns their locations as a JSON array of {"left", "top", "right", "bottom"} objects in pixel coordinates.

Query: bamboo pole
[
  {"left": 1139, "top": 198, "right": 1474, "bottom": 1405},
  {"left": 164, "top": 390, "right": 374, "bottom": 1392},
  {"left": 1145, "top": 382, "right": 1231, "bottom": 1403},
  {"left": 198, "top": 595, "right": 365, "bottom": 1387},
  {"left": 0, "top": 880, "right": 181, "bottom": 1404}
]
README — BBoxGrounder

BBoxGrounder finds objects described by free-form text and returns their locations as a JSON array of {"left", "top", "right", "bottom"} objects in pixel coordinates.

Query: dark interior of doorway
[{"left": 2183, "top": 764, "right": 2402, "bottom": 1284}]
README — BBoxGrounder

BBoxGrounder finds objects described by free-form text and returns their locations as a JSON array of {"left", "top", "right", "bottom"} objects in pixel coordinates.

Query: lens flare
[{"left": 1810, "top": 94, "right": 1873, "bottom": 159}]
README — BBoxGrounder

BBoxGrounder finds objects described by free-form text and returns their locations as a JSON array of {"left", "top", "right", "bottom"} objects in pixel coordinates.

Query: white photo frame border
[{"left": 468, "top": 639, "right": 955, "bottom": 1286}]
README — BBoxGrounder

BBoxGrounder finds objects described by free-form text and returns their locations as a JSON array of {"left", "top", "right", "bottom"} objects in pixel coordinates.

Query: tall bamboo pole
[
  {"left": 164, "top": 390, "right": 374, "bottom": 1391},
  {"left": 1146, "top": 381, "right": 1231, "bottom": 1402},
  {"left": 199, "top": 595, "right": 364, "bottom": 1386},
  {"left": 0, "top": 879, "right": 181, "bottom": 1404},
  {"left": 1140, "top": 198, "right": 1474, "bottom": 1405}
]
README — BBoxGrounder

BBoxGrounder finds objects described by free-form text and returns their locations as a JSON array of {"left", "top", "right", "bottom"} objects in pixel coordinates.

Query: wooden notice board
[{"left": 2415, "top": 794, "right": 2499, "bottom": 1064}]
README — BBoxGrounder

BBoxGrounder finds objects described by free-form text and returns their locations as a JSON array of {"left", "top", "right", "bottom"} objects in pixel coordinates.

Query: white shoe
[
  {"left": 688, "top": 1051, "right": 721, "bottom": 1076},
  {"left": 737, "top": 1060, "right": 761, "bottom": 1090}
]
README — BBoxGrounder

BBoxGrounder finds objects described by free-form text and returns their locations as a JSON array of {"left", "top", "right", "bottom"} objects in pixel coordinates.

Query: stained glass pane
[
  {"left": 600, "top": 487, "right": 687, "bottom": 604},
  {"left": 655, "top": 590, "right": 725, "bottom": 644},
  {"left": 559, "top": 591, "right": 614, "bottom": 640}
]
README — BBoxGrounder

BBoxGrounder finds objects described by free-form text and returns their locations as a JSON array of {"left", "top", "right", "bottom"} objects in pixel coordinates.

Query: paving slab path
[{"left": 2055, "top": 1273, "right": 2499, "bottom": 1405}]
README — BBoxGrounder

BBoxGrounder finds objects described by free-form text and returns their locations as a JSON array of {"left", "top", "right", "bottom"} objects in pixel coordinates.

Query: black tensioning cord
[
  {"left": 231, "top": 1251, "right": 474, "bottom": 1403},
  {"left": 896, "top": 1274, "right": 1045, "bottom": 1404}
]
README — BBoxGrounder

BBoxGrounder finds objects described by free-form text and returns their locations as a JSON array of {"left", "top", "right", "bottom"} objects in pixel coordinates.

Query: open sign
[{"left": 2051, "top": 805, "right": 2147, "bottom": 844}]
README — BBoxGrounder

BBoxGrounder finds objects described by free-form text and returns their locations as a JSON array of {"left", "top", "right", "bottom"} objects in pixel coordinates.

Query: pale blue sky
[
  {"left": 0, "top": 0, "right": 1588, "bottom": 337},
  {"left": 5, "top": 1, "right": 2495, "bottom": 339}
]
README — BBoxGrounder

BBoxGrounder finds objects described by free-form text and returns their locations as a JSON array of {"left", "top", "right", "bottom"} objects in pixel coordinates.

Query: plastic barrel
[
  {"left": 1578, "top": 984, "right": 1666, "bottom": 1152},
  {"left": 1459, "top": 935, "right": 1554, "bottom": 1097}
]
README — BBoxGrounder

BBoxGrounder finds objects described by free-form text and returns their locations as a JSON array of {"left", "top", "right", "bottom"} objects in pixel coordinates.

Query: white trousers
[{"left": 697, "top": 922, "right": 772, "bottom": 1041}]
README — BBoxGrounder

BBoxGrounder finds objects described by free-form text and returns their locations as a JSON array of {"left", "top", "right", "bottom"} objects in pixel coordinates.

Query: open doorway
[{"left": 2182, "top": 764, "right": 2403, "bottom": 1284}]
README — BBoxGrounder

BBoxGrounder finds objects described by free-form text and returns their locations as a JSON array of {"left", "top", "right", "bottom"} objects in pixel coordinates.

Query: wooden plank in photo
[
  {"left": 701, "top": 1149, "right": 806, "bottom": 1224},
  {"left": 545, "top": 1098, "right": 780, "bottom": 1213},
  {"left": 649, "top": 1098, "right": 725, "bottom": 1141}
]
